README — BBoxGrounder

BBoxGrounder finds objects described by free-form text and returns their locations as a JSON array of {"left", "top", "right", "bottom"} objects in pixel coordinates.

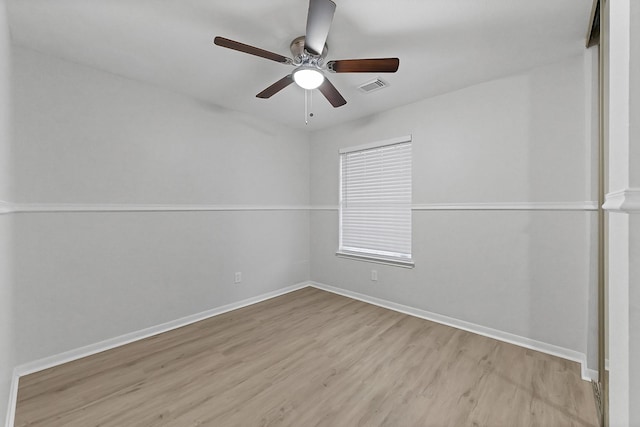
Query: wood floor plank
[{"left": 14, "top": 287, "right": 599, "bottom": 426}]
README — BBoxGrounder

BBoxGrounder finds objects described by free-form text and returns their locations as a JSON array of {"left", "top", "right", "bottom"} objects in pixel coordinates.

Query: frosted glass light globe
[{"left": 293, "top": 68, "right": 325, "bottom": 90}]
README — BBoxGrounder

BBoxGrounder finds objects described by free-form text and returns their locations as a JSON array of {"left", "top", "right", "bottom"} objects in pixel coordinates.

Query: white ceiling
[{"left": 7, "top": 0, "right": 592, "bottom": 131}]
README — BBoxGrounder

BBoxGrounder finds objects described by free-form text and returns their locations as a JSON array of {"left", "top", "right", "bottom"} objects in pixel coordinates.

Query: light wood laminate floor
[{"left": 15, "top": 287, "right": 598, "bottom": 426}]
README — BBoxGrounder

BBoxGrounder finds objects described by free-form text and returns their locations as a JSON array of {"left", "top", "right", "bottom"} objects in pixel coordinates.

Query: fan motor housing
[{"left": 290, "top": 36, "right": 328, "bottom": 64}]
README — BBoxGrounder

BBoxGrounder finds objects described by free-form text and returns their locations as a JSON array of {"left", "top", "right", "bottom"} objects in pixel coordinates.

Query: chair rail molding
[
  {"left": 603, "top": 188, "right": 640, "bottom": 212},
  {"left": 411, "top": 201, "right": 598, "bottom": 211},
  {"left": 1, "top": 201, "right": 600, "bottom": 214},
  {"left": 0, "top": 202, "right": 314, "bottom": 214},
  {"left": 311, "top": 201, "right": 598, "bottom": 212}
]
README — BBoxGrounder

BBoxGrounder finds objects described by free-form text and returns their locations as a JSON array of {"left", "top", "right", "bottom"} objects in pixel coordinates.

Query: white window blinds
[{"left": 339, "top": 136, "right": 412, "bottom": 266}]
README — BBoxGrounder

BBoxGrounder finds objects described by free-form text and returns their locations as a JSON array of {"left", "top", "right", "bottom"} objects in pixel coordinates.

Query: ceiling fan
[{"left": 213, "top": 0, "right": 399, "bottom": 108}]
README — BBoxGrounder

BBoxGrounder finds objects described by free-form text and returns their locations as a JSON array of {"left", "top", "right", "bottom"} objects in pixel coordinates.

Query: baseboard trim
[
  {"left": 309, "top": 281, "right": 597, "bottom": 382},
  {"left": 586, "top": 360, "right": 610, "bottom": 383},
  {"left": 13, "top": 282, "right": 309, "bottom": 378},
  {"left": 4, "top": 370, "right": 19, "bottom": 427},
  {"left": 6, "top": 280, "right": 599, "bottom": 426},
  {"left": 11, "top": 280, "right": 599, "bottom": 380}
]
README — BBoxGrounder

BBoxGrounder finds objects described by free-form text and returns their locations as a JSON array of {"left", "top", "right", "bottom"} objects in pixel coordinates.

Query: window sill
[{"left": 335, "top": 251, "right": 415, "bottom": 268}]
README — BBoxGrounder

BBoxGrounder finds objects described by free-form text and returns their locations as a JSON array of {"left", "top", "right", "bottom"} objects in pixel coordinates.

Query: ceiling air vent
[{"left": 358, "top": 78, "right": 388, "bottom": 93}]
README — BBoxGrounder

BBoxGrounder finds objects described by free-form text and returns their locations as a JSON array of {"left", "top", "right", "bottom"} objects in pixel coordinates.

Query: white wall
[
  {"left": 9, "top": 47, "right": 310, "bottom": 365},
  {"left": 11, "top": 50, "right": 309, "bottom": 205},
  {"left": 606, "top": 0, "right": 640, "bottom": 425},
  {"left": 630, "top": 4, "right": 640, "bottom": 422},
  {"left": 0, "top": 0, "right": 13, "bottom": 423},
  {"left": 5, "top": 37, "right": 603, "bottom": 424},
  {"left": 309, "top": 54, "right": 598, "bottom": 370},
  {"left": 631, "top": 0, "right": 640, "bottom": 191},
  {"left": 0, "top": 215, "right": 11, "bottom": 427},
  {"left": 631, "top": 216, "right": 640, "bottom": 426}
]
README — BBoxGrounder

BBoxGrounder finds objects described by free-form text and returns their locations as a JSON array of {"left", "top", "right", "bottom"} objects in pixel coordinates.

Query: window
[{"left": 338, "top": 135, "right": 413, "bottom": 267}]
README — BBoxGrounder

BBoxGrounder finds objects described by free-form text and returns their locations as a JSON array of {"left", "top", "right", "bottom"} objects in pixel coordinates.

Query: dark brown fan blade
[
  {"left": 327, "top": 58, "right": 400, "bottom": 73},
  {"left": 318, "top": 78, "right": 346, "bottom": 107},
  {"left": 214, "top": 36, "right": 290, "bottom": 64},
  {"left": 304, "top": 0, "right": 336, "bottom": 56},
  {"left": 256, "top": 75, "right": 294, "bottom": 99}
]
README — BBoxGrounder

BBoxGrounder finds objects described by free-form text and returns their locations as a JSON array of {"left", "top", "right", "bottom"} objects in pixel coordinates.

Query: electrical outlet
[
  {"left": 234, "top": 272, "right": 242, "bottom": 284},
  {"left": 371, "top": 270, "right": 378, "bottom": 281}
]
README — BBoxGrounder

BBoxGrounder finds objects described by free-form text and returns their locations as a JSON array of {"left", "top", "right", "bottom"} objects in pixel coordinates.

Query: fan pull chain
[
  {"left": 305, "top": 90, "right": 314, "bottom": 125},
  {"left": 305, "top": 90, "right": 308, "bottom": 125}
]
